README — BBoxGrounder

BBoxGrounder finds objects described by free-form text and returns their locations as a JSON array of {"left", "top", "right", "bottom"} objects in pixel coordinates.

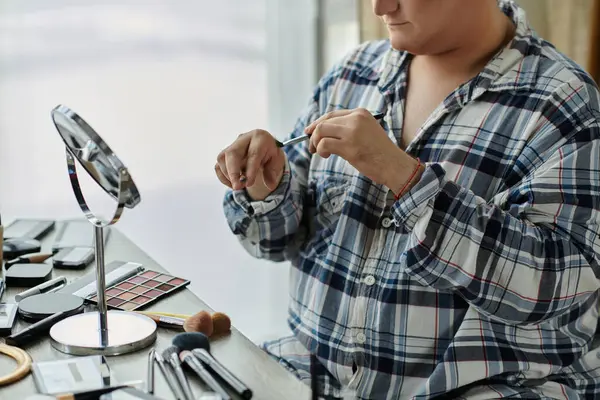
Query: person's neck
[{"left": 415, "top": 8, "right": 515, "bottom": 80}]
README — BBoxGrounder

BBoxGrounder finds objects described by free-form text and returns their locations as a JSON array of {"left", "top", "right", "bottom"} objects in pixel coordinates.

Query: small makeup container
[
  {"left": 32, "top": 355, "right": 117, "bottom": 395},
  {"left": 18, "top": 293, "right": 85, "bottom": 322},
  {"left": 0, "top": 303, "right": 18, "bottom": 336},
  {"left": 5, "top": 263, "right": 53, "bottom": 287}
]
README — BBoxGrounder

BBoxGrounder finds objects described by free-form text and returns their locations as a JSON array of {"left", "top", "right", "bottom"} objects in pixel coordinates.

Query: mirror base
[{"left": 49, "top": 311, "right": 157, "bottom": 356}]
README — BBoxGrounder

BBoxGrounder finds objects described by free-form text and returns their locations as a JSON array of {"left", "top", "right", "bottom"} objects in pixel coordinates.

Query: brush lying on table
[{"left": 136, "top": 310, "right": 231, "bottom": 337}]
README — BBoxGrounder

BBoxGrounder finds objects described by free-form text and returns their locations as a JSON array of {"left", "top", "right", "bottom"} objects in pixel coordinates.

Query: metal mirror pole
[{"left": 94, "top": 224, "right": 109, "bottom": 346}]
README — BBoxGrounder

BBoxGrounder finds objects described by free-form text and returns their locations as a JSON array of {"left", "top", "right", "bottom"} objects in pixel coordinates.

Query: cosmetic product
[
  {"left": 31, "top": 355, "right": 117, "bottom": 395},
  {"left": 146, "top": 349, "right": 155, "bottom": 394},
  {"left": 3, "top": 219, "right": 55, "bottom": 240},
  {"left": 143, "top": 314, "right": 185, "bottom": 330},
  {"left": 61, "top": 261, "right": 144, "bottom": 299},
  {"left": 163, "top": 346, "right": 194, "bottom": 400},
  {"left": 179, "top": 351, "right": 230, "bottom": 400},
  {"left": 18, "top": 293, "right": 84, "bottom": 322},
  {"left": 15, "top": 276, "right": 67, "bottom": 302},
  {"left": 56, "top": 386, "right": 128, "bottom": 400},
  {"left": 6, "top": 253, "right": 53, "bottom": 269},
  {"left": 154, "top": 350, "right": 182, "bottom": 400},
  {"left": 0, "top": 303, "right": 19, "bottom": 336},
  {"left": 0, "top": 343, "right": 32, "bottom": 386},
  {"left": 173, "top": 332, "right": 251, "bottom": 399},
  {"left": 137, "top": 311, "right": 231, "bottom": 336},
  {"left": 99, "top": 387, "right": 163, "bottom": 400},
  {"left": 6, "top": 306, "right": 85, "bottom": 347},
  {"left": 87, "top": 270, "right": 190, "bottom": 311},
  {"left": 0, "top": 278, "right": 5, "bottom": 301},
  {"left": 5, "top": 263, "right": 53, "bottom": 287},
  {"left": 3, "top": 238, "right": 42, "bottom": 260}
]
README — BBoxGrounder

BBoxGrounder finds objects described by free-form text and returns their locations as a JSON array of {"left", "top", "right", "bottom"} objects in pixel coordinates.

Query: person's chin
[{"left": 388, "top": 35, "right": 416, "bottom": 52}]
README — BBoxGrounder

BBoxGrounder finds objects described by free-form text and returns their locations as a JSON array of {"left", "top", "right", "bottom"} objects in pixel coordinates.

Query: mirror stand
[{"left": 48, "top": 105, "right": 156, "bottom": 356}]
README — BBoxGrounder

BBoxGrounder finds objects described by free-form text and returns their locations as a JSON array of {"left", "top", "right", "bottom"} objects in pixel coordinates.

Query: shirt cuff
[
  {"left": 231, "top": 160, "right": 292, "bottom": 217},
  {"left": 391, "top": 163, "right": 446, "bottom": 231}
]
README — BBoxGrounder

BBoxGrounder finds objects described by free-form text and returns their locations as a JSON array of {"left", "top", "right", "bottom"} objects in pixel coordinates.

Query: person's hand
[
  {"left": 305, "top": 108, "right": 419, "bottom": 193},
  {"left": 216, "top": 130, "right": 286, "bottom": 200}
]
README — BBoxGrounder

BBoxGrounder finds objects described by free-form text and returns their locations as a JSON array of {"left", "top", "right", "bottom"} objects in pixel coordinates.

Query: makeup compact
[
  {"left": 18, "top": 293, "right": 85, "bottom": 322},
  {"left": 0, "top": 303, "right": 18, "bottom": 336},
  {"left": 87, "top": 270, "right": 190, "bottom": 311},
  {"left": 5, "top": 263, "right": 53, "bottom": 287},
  {"left": 32, "top": 355, "right": 118, "bottom": 395}
]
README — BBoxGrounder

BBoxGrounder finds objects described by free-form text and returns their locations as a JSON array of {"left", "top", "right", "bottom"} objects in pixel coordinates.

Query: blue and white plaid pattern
[{"left": 223, "top": 2, "right": 600, "bottom": 399}]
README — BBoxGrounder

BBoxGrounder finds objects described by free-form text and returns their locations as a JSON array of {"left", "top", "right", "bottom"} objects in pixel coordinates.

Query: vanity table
[{"left": 0, "top": 226, "right": 311, "bottom": 400}]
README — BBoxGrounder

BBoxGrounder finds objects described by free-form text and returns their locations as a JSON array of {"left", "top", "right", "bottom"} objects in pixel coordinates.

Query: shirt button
[
  {"left": 355, "top": 332, "right": 366, "bottom": 344},
  {"left": 381, "top": 217, "right": 393, "bottom": 228},
  {"left": 363, "top": 275, "right": 376, "bottom": 286}
]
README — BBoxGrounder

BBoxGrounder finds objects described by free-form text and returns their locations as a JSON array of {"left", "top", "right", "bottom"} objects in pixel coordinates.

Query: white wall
[
  {"left": 0, "top": 0, "right": 295, "bottom": 344},
  {"left": 0, "top": 0, "right": 359, "bottom": 344}
]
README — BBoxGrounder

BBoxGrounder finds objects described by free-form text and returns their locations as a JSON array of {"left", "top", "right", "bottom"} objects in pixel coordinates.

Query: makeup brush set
[{"left": 147, "top": 331, "right": 253, "bottom": 400}]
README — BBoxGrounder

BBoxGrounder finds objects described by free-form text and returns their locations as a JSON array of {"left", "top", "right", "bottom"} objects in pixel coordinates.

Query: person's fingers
[
  {"left": 224, "top": 142, "right": 249, "bottom": 190},
  {"left": 245, "top": 139, "right": 268, "bottom": 188},
  {"left": 304, "top": 109, "right": 354, "bottom": 134},
  {"left": 309, "top": 122, "right": 345, "bottom": 154},
  {"left": 315, "top": 137, "right": 339, "bottom": 159},
  {"left": 214, "top": 163, "right": 232, "bottom": 188}
]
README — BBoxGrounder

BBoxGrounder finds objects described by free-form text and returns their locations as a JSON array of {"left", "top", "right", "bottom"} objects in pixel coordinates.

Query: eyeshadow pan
[
  {"left": 132, "top": 295, "right": 151, "bottom": 304},
  {"left": 141, "top": 271, "right": 158, "bottom": 279},
  {"left": 106, "top": 288, "right": 123, "bottom": 297},
  {"left": 130, "top": 286, "right": 148, "bottom": 295},
  {"left": 168, "top": 278, "right": 186, "bottom": 286},
  {"left": 144, "top": 280, "right": 160, "bottom": 288},
  {"left": 144, "top": 289, "right": 162, "bottom": 298},
  {"left": 118, "top": 292, "right": 137, "bottom": 300},
  {"left": 129, "top": 276, "right": 147, "bottom": 284},
  {"left": 154, "top": 274, "right": 172, "bottom": 283},
  {"left": 120, "top": 302, "right": 137, "bottom": 311},
  {"left": 156, "top": 283, "right": 175, "bottom": 291},
  {"left": 107, "top": 298, "right": 125, "bottom": 307},
  {"left": 117, "top": 282, "right": 134, "bottom": 290}
]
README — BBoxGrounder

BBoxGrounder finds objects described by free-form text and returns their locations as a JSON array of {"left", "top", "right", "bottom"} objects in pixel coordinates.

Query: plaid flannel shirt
[{"left": 223, "top": 1, "right": 600, "bottom": 398}]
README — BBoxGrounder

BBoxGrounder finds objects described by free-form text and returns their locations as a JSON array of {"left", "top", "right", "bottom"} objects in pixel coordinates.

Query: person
[{"left": 217, "top": 0, "right": 600, "bottom": 398}]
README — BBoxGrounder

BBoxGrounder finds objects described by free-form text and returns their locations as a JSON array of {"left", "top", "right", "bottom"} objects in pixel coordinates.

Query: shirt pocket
[{"left": 303, "top": 176, "right": 349, "bottom": 255}]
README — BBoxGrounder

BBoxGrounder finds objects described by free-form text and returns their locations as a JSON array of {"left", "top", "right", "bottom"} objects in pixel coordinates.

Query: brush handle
[
  {"left": 155, "top": 353, "right": 183, "bottom": 400},
  {"left": 169, "top": 352, "right": 195, "bottom": 400}
]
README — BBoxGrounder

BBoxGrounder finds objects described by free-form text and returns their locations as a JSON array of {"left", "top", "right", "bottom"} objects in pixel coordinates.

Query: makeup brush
[
  {"left": 173, "top": 332, "right": 252, "bottom": 399},
  {"left": 162, "top": 346, "right": 195, "bottom": 400},
  {"left": 137, "top": 311, "right": 231, "bottom": 337},
  {"left": 154, "top": 351, "right": 182, "bottom": 400},
  {"left": 55, "top": 385, "right": 128, "bottom": 400},
  {"left": 5, "top": 253, "right": 52, "bottom": 269},
  {"left": 184, "top": 310, "right": 213, "bottom": 335}
]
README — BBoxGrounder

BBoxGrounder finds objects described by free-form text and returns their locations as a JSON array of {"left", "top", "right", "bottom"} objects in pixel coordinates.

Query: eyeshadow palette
[{"left": 87, "top": 270, "right": 189, "bottom": 311}]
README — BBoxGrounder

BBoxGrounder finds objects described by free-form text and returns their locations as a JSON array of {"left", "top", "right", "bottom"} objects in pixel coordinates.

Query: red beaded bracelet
[{"left": 394, "top": 158, "right": 422, "bottom": 201}]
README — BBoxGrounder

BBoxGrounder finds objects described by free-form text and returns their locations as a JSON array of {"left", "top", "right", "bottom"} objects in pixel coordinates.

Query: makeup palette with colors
[{"left": 87, "top": 270, "right": 189, "bottom": 311}]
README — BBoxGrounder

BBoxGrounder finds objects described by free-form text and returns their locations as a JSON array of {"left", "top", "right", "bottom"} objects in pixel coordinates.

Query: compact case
[
  {"left": 5, "top": 263, "right": 52, "bottom": 287},
  {"left": 18, "top": 293, "right": 85, "bottom": 322}
]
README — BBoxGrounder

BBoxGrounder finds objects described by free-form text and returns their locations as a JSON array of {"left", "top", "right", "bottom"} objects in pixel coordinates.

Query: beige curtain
[{"left": 358, "top": 0, "right": 599, "bottom": 78}]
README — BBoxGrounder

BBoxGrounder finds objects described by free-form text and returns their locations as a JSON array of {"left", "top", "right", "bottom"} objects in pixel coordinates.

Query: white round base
[{"left": 50, "top": 311, "right": 157, "bottom": 356}]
